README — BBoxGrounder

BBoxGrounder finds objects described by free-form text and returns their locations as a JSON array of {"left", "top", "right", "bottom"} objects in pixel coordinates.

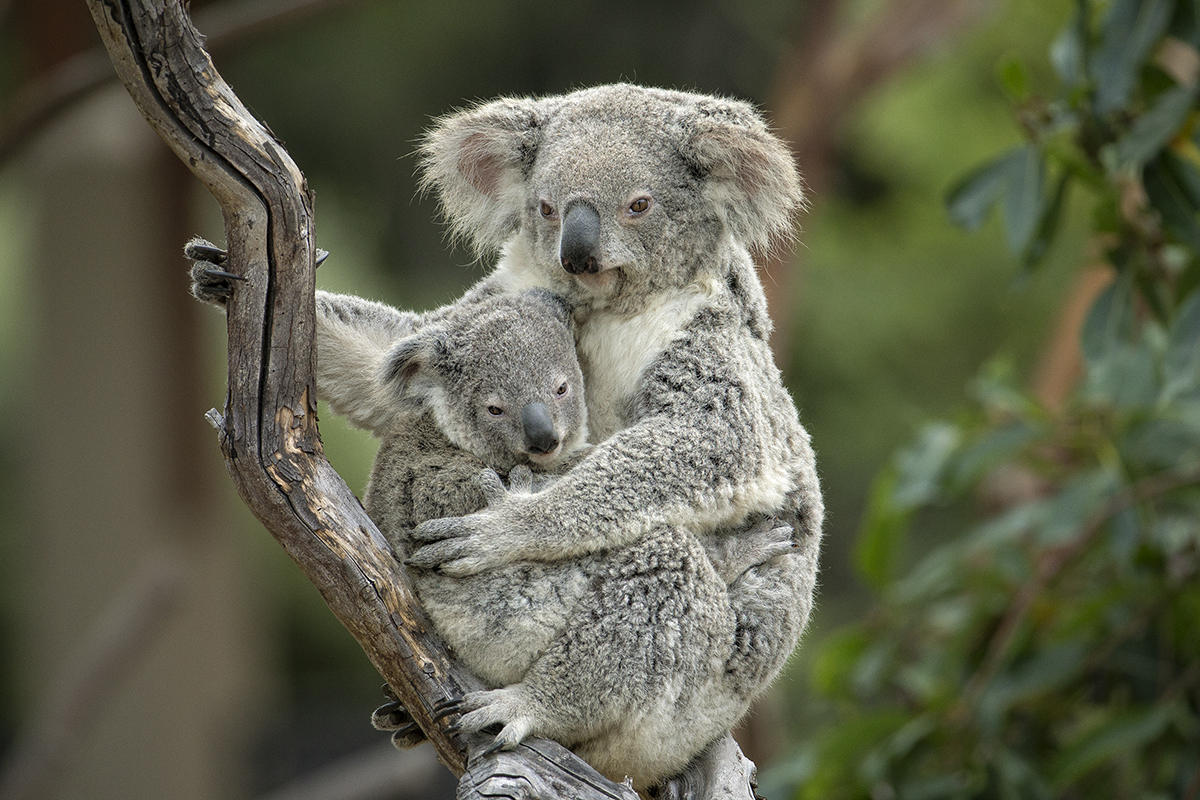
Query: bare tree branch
[{"left": 1, "top": 0, "right": 368, "bottom": 167}]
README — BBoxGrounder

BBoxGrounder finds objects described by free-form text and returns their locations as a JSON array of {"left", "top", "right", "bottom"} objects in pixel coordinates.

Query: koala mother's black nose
[
  {"left": 521, "top": 402, "right": 561, "bottom": 455},
  {"left": 559, "top": 203, "right": 601, "bottom": 275}
]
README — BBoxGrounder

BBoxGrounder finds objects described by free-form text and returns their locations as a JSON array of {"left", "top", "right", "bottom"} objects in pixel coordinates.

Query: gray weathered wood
[{"left": 83, "top": 3, "right": 755, "bottom": 797}]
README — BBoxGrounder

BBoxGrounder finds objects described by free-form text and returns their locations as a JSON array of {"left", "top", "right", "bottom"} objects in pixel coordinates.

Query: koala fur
[
  {"left": 363, "top": 288, "right": 596, "bottom": 689},
  {"left": 191, "top": 83, "right": 823, "bottom": 790},
  {"left": 361, "top": 289, "right": 797, "bottom": 788}
]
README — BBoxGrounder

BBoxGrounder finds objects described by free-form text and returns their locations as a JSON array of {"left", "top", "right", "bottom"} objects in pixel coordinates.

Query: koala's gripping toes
[{"left": 185, "top": 237, "right": 328, "bottom": 305}]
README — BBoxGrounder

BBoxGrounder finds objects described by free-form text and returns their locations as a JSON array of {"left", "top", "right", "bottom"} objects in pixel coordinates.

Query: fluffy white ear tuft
[
  {"left": 419, "top": 97, "right": 549, "bottom": 255},
  {"left": 380, "top": 329, "right": 451, "bottom": 399},
  {"left": 675, "top": 99, "right": 805, "bottom": 255}
]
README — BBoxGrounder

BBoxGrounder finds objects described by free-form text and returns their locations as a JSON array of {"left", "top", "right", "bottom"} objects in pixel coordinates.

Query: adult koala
[{"left": 309, "top": 84, "right": 822, "bottom": 787}]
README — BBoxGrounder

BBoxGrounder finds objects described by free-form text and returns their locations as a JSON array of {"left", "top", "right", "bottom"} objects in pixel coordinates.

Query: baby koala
[
  {"left": 365, "top": 288, "right": 594, "bottom": 691},
  {"left": 363, "top": 289, "right": 795, "bottom": 789}
]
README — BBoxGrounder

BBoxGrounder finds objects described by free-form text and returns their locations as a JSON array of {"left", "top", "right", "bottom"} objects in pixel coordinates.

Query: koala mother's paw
[
  {"left": 441, "top": 687, "right": 537, "bottom": 757},
  {"left": 404, "top": 519, "right": 502, "bottom": 577},
  {"left": 184, "top": 236, "right": 328, "bottom": 306},
  {"left": 371, "top": 684, "right": 427, "bottom": 749}
]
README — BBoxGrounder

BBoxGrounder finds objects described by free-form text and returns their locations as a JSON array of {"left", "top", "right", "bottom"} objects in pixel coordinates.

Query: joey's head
[
  {"left": 420, "top": 84, "right": 804, "bottom": 312},
  {"left": 380, "top": 289, "right": 587, "bottom": 471}
]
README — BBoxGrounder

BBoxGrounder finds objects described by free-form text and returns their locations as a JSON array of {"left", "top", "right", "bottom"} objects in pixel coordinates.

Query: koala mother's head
[{"left": 420, "top": 84, "right": 804, "bottom": 312}]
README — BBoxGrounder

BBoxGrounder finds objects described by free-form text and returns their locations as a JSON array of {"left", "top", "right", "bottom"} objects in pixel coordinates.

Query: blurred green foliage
[{"left": 775, "top": 1, "right": 1200, "bottom": 797}]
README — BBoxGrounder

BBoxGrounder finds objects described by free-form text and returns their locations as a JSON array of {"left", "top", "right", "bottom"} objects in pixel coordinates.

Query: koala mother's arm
[{"left": 409, "top": 400, "right": 791, "bottom": 575}]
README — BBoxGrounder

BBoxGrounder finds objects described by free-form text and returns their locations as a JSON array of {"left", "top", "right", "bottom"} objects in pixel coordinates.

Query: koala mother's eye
[
  {"left": 486, "top": 405, "right": 504, "bottom": 416},
  {"left": 539, "top": 201, "right": 557, "bottom": 219},
  {"left": 556, "top": 382, "right": 570, "bottom": 397},
  {"left": 628, "top": 197, "right": 651, "bottom": 215}
]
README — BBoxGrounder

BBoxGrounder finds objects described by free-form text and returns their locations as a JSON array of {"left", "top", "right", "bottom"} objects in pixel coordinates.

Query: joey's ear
[
  {"left": 419, "top": 96, "right": 551, "bottom": 255},
  {"left": 380, "top": 330, "right": 451, "bottom": 397},
  {"left": 522, "top": 288, "right": 575, "bottom": 329},
  {"left": 675, "top": 99, "right": 805, "bottom": 254}
]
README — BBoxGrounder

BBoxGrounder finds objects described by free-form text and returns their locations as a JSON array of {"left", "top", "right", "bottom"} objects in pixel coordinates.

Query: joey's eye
[
  {"left": 628, "top": 197, "right": 651, "bottom": 214},
  {"left": 556, "top": 382, "right": 569, "bottom": 397},
  {"left": 486, "top": 405, "right": 504, "bottom": 416},
  {"left": 539, "top": 201, "right": 557, "bottom": 218}
]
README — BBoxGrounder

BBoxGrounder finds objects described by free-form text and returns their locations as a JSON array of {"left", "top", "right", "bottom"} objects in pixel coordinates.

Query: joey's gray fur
[{"left": 189, "top": 83, "right": 823, "bottom": 790}]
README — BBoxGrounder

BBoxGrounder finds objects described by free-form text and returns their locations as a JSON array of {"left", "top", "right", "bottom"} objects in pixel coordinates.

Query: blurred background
[{"left": 2, "top": 0, "right": 1187, "bottom": 798}]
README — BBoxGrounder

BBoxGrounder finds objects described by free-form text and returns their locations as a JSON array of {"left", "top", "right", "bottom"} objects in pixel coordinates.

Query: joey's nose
[
  {"left": 559, "top": 203, "right": 601, "bottom": 275},
  {"left": 521, "top": 402, "right": 561, "bottom": 455}
]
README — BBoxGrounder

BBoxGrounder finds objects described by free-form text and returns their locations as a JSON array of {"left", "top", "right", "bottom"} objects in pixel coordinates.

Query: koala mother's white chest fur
[{"left": 573, "top": 288, "right": 709, "bottom": 443}]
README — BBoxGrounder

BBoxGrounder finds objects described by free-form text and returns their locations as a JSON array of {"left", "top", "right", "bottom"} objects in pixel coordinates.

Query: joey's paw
[
  {"left": 477, "top": 467, "right": 534, "bottom": 505},
  {"left": 505, "top": 465, "right": 534, "bottom": 495},
  {"left": 712, "top": 516, "right": 798, "bottom": 583},
  {"left": 185, "top": 237, "right": 329, "bottom": 306}
]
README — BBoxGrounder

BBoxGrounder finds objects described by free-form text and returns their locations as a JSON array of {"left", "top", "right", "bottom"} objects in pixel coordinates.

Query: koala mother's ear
[
  {"left": 380, "top": 329, "right": 451, "bottom": 400},
  {"left": 419, "top": 96, "right": 549, "bottom": 255},
  {"left": 675, "top": 100, "right": 806, "bottom": 255}
]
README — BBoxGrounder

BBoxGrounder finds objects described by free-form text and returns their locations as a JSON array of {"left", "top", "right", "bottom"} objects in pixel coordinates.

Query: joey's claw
[
  {"left": 202, "top": 268, "right": 247, "bottom": 283},
  {"left": 316, "top": 248, "right": 330, "bottom": 266},
  {"left": 392, "top": 722, "right": 419, "bottom": 738}
]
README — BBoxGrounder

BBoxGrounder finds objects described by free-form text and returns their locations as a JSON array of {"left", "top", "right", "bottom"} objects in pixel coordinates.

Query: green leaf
[
  {"left": 1003, "top": 145, "right": 1047, "bottom": 254},
  {"left": 1123, "top": 417, "right": 1200, "bottom": 467},
  {"left": 1080, "top": 277, "right": 1136, "bottom": 368},
  {"left": 1163, "top": 287, "right": 1200, "bottom": 400},
  {"left": 997, "top": 56, "right": 1030, "bottom": 100},
  {"left": 893, "top": 422, "right": 961, "bottom": 508},
  {"left": 811, "top": 626, "right": 872, "bottom": 698},
  {"left": 1090, "top": 0, "right": 1175, "bottom": 115},
  {"left": 1051, "top": 704, "right": 1178, "bottom": 789},
  {"left": 1036, "top": 469, "right": 1119, "bottom": 545},
  {"left": 1022, "top": 172, "right": 1070, "bottom": 270},
  {"left": 1145, "top": 152, "right": 1200, "bottom": 252},
  {"left": 946, "top": 148, "right": 1025, "bottom": 231},
  {"left": 950, "top": 422, "right": 1039, "bottom": 490},
  {"left": 1114, "top": 84, "right": 1200, "bottom": 167},
  {"left": 856, "top": 468, "right": 911, "bottom": 591},
  {"left": 977, "top": 640, "right": 1090, "bottom": 735},
  {"left": 1050, "top": 0, "right": 1090, "bottom": 88}
]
